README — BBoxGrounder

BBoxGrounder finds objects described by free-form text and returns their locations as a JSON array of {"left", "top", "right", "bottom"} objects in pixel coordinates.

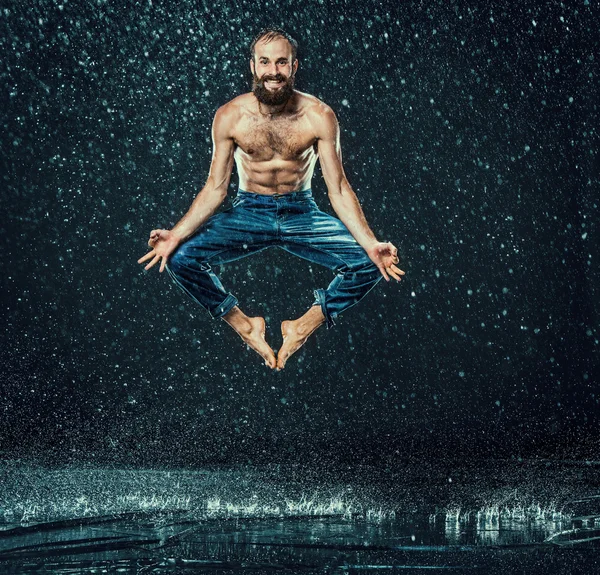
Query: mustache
[{"left": 259, "top": 74, "right": 287, "bottom": 83}]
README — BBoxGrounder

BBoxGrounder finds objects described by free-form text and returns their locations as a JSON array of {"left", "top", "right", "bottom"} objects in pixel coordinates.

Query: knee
[
  {"left": 167, "top": 244, "right": 211, "bottom": 277},
  {"left": 355, "top": 253, "right": 378, "bottom": 274},
  {"left": 166, "top": 246, "right": 189, "bottom": 276},
  {"left": 352, "top": 256, "right": 381, "bottom": 283}
]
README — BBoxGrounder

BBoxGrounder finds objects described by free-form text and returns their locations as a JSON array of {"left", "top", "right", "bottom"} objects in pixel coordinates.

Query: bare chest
[{"left": 233, "top": 115, "right": 317, "bottom": 160}]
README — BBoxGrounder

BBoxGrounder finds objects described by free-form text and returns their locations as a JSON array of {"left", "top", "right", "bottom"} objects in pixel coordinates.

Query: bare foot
[
  {"left": 277, "top": 306, "right": 325, "bottom": 370},
  {"left": 240, "top": 317, "right": 277, "bottom": 369},
  {"left": 223, "top": 308, "right": 277, "bottom": 369}
]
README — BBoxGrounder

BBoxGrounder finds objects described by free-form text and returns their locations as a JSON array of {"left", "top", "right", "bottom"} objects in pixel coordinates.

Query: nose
[{"left": 264, "top": 63, "right": 277, "bottom": 76}]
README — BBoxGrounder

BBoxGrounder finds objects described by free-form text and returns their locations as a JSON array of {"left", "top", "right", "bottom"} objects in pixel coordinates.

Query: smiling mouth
[{"left": 265, "top": 79, "right": 283, "bottom": 88}]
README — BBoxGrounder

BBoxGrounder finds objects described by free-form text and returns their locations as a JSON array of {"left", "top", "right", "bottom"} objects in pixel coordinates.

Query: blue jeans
[{"left": 166, "top": 189, "right": 382, "bottom": 328}]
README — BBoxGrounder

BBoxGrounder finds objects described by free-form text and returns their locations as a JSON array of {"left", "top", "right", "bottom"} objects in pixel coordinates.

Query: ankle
[
  {"left": 223, "top": 307, "right": 254, "bottom": 336},
  {"left": 289, "top": 310, "right": 325, "bottom": 337}
]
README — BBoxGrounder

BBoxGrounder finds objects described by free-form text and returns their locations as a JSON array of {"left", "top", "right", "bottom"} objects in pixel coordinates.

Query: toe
[{"left": 276, "top": 353, "right": 286, "bottom": 370}]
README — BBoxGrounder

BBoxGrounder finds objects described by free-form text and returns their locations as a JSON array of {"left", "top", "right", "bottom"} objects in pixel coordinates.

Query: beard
[{"left": 252, "top": 72, "right": 295, "bottom": 106}]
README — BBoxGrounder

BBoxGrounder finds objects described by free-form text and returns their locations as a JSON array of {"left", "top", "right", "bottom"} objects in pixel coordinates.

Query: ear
[
  {"left": 250, "top": 58, "right": 255, "bottom": 75},
  {"left": 293, "top": 59, "right": 298, "bottom": 75}
]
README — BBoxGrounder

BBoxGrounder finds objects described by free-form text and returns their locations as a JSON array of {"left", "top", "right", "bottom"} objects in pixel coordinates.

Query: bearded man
[{"left": 138, "top": 27, "right": 404, "bottom": 370}]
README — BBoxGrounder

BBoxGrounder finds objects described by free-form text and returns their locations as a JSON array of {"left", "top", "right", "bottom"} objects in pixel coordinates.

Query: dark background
[{"left": 1, "top": 0, "right": 598, "bottom": 466}]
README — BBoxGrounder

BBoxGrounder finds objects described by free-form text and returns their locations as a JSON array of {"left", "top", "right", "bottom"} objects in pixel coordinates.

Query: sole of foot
[
  {"left": 243, "top": 317, "right": 276, "bottom": 369},
  {"left": 276, "top": 320, "right": 307, "bottom": 370}
]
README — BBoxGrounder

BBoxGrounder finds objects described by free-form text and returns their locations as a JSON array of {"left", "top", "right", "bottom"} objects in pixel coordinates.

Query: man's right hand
[{"left": 137, "top": 229, "right": 181, "bottom": 273}]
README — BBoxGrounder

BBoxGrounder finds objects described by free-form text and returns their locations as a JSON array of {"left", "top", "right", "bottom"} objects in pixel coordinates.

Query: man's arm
[
  {"left": 171, "top": 104, "right": 236, "bottom": 242},
  {"left": 138, "top": 103, "right": 236, "bottom": 272},
  {"left": 315, "top": 104, "right": 378, "bottom": 250},
  {"left": 315, "top": 104, "right": 404, "bottom": 282}
]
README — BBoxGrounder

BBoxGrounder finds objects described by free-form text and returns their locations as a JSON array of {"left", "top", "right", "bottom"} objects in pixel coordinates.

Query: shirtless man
[{"left": 138, "top": 27, "right": 404, "bottom": 370}]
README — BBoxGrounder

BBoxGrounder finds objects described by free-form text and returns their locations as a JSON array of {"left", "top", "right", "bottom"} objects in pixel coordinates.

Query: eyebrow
[{"left": 258, "top": 57, "right": 289, "bottom": 61}]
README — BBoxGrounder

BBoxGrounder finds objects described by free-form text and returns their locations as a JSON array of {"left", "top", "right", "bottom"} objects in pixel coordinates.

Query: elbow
[
  {"left": 216, "top": 187, "right": 228, "bottom": 203},
  {"left": 204, "top": 178, "right": 229, "bottom": 202},
  {"left": 327, "top": 177, "right": 351, "bottom": 199}
]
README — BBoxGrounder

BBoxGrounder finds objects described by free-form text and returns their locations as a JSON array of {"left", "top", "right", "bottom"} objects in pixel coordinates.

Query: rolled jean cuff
[
  {"left": 313, "top": 289, "right": 336, "bottom": 329},
  {"left": 210, "top": 294, "right": 238, "bottom": 319}
]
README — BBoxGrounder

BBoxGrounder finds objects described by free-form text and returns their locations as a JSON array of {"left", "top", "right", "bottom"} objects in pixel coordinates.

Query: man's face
[{"left": 251, "top": 37, "right": 297, "bottom": 107}]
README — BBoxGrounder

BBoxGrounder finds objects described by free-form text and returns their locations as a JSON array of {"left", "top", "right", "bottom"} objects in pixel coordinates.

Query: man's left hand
[{"left": 366, "top": 241, "right": 405, "bottom": 282}]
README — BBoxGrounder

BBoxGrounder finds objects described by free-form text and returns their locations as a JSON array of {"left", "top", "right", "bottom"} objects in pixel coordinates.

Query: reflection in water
[{"left": 0, "top": 461, "right": 599, "bottom": 572}]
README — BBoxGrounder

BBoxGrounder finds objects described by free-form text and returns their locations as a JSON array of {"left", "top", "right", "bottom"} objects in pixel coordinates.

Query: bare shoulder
[
  {"left": 226, "top": 93, "right": 259, "bottom": 117},
  {"left": 294, "top": 91, "right": 335, "bottom": 117},
  {"left": 297, "top": 92, "right": 338, "bottom": 137},
  {"left": 213, "top": 95, "right": 246, "bottom": 131}
]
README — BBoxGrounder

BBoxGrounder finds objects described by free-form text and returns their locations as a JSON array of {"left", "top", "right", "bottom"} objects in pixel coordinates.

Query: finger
[
  {"left": 159, "top": 257, "right": 167, "bottom": 273},
  {"left": 145, "top": 254, "right": 161, "bottom": 270},
  {"left": 137, "top": 250, "right": 156, "bottom": 264},
  {"left": 390, "top": 264, "right": 405, "bottom": 275},
  {"left": 387, "top": 268, "right": 402, "bottom": 281},
  {"left": 378, "top": 264, "right": 390, "bottom": 282},
  {"left": 386, "top": 243, "right": 398, "bottom": 262}
]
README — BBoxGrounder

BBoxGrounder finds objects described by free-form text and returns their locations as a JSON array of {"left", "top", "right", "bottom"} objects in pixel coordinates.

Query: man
[{"left": 138, "top": 27, "right": 404, "bottom": 370}]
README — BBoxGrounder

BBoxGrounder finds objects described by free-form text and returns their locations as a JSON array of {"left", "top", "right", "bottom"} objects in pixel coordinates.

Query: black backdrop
[{"left": 2, "top": 0, "right": 598, "bottom": 466}]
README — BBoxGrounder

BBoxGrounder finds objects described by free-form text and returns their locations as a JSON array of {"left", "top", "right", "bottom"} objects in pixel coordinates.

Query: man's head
[{"left": 249, "top": 27, "right": 298, "bottom": 107}]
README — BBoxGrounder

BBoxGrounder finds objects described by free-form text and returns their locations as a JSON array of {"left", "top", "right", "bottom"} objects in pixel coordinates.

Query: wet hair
[{"left": 249, "top": 27, "right": 298, "bottom": 63}]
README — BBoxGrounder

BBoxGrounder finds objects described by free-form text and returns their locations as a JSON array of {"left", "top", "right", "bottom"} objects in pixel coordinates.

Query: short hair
[{"left": 249, "top": 27, "right": 298, "bottom": 63}]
